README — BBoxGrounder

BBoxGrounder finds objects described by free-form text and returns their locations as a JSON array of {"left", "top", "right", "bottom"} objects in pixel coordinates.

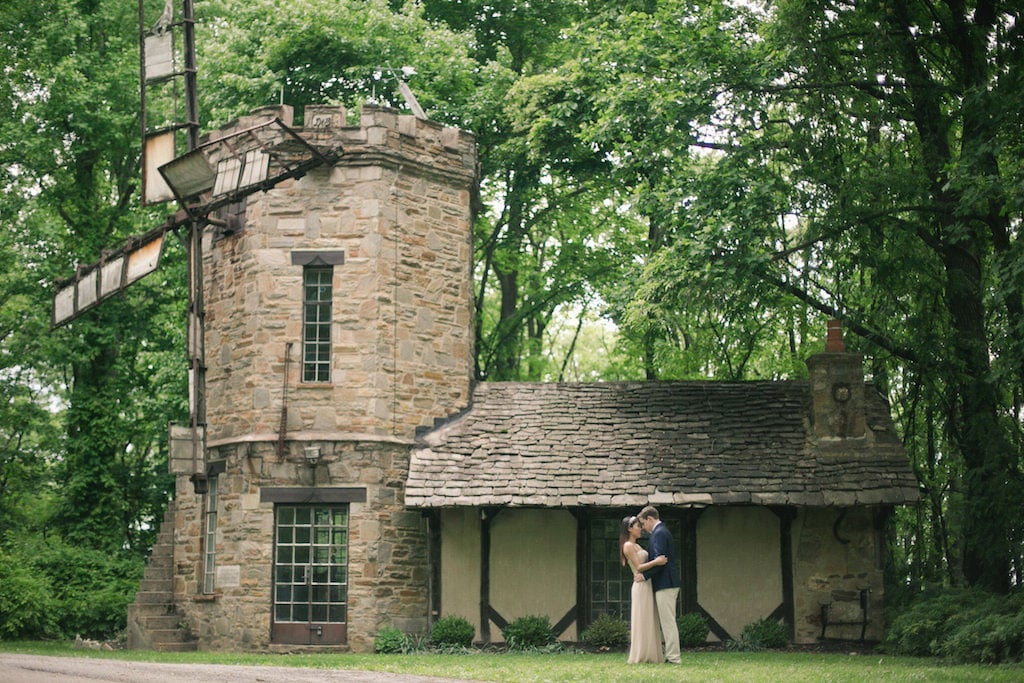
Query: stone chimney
[{"left": 806, "top": 319, "right": 866, "bottom": 438}]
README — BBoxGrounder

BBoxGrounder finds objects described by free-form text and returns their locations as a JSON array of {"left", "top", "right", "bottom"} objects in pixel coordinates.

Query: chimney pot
[{"left": 826, "top": 319, "right": 845, "bottom": 352}]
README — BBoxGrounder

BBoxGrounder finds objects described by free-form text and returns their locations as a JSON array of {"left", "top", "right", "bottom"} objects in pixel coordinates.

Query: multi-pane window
[
  {"left": 302, "top": 266, "right": 332, "bottom": 383},
  {"left": 589, "top": 518, "right": 632, "bottom": 621},
  {"left": 273, "top": 505, "right": 349, "bottom": 625},
  {"left": 202, "top": 476, "right": 219, "bottom": 594}
]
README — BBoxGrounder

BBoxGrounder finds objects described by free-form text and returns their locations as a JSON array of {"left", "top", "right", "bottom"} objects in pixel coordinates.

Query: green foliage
[
  {"left": 43, "top": 545, "right": 143, "bottom": 639},
  {"left": 677, "top": 612, "right": 710, "bottom": 648},
  {"left": 199, "top": 0, "right": 478, "bottom": 128},
  {"left": 884, "top": 587, "right": 1024, "bottom": 664},
  {"left": 430, "top": 614, "right": 475, "bottom": 648},
  {"left": 1, "top": 0, "right": 183, "bottom": 558},
  {"left": 501, "top": 615, "right": 556, "bottom": 650},
  {"left": 734, "top": 618, "right": 788, "bottom": 651},
  {"left": 579, "top": 614, "right": 629, "bottom": 649},
  {"left": 884, "top": 587, "right": 977, "bottom": 657},
  {"left": 939, "top": 612, "right": 1024, "bottom": 664},
  {"left": 0, "top": 553, "right": 57, "bottom": 639},
  {"left": 0, "top": 539, "right": 143, "bottom": 640},
  {"left": 374, "top": 626, "right": 412, "bottom": 654}
]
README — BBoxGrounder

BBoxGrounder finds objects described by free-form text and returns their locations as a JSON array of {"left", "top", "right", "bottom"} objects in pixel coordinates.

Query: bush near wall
[
  {"left": 430, "top": 615, "right": 475, "bottom": 648},
  {"left": 501, "top": 615, "right": 556, "bottom": 650},
  {"left": 731, "top": 617, "right": 788, "bottom": 650},
  {"left": 883, "top": 587, "right": 1024, "bottom": 664},
  {"left": 374, "top": 626, "right": 412, "bottom": 653},
  {"left": 677, "top": 612, "right": 710, "bottom": 647},
  {"left": 580, "top": 614, "right": 629, "bottom": 649}
]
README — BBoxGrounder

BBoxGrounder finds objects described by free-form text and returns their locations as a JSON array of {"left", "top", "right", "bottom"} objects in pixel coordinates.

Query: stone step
[
  {"left": 134, "top": 590, "right": 173, "bottom": 605},
  {"left": 146, "top": 627, "right": 192, "bottom": 644},
  {"left": 143, "top": 564, "right": 173, "bottom": 581},
  {"left": 138, "top": 578, "right": 173, "bottom": 593},
  {"left": 128, "top": 602, "right": 176, "bottom": 619},
  {"left": 129, "top": 500, "right": 191, "bottom": 652},
  {"left": 145, "top": 557, "right": 172, "bottom": 571},
  {"left": 148, "top": 544, "right": 173, "bottom": 560},
  {"left": 136, "top": 615, "right": 181, "bottom": 631},
  {"left": 152, "top": 534, "right": 173, "bottom": 549}
]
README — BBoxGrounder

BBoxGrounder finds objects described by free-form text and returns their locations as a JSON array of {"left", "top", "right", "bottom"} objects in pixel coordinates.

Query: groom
[{"left": 637, "top": 505, "right": 681, "bottom": 664}]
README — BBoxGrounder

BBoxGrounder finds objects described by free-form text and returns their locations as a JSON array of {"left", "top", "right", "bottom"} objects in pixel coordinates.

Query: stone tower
[{"left": 131, "top": 103, "right": 477, "bottom": 652}]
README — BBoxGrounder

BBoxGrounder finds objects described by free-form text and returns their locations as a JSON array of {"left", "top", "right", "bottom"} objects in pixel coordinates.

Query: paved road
[{"left": 0, "top": 653, "right": 482, "bottom": 683}]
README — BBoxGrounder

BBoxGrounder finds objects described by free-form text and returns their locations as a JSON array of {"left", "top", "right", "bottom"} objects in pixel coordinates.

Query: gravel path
[{"left": 0, "top": 653, "right": 482, "bottom": 683}]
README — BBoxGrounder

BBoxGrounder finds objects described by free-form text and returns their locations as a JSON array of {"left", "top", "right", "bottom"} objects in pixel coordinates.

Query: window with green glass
[
  {"left": 302, "top": 266, "right": 332, "bottom": 383},
  {"left": 201, "top": 475, "right": 219, "bottom": 594},
  {"left": 273, "top": 505, "right": 349, "bottom": 625}
]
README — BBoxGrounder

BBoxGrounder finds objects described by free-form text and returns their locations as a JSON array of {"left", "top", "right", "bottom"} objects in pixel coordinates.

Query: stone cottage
[{"left": 127, "top": 104, "right": 918, "bottom": 652}]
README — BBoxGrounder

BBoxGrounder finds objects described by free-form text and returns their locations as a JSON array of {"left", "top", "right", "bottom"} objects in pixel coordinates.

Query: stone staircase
[{"left": 126, "top": 502, "right": 197, "bottom": 652}]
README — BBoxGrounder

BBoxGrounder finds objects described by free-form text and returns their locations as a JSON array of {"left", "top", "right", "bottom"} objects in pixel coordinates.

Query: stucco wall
[
  {"left": 439, "top": 508, "right": 481, "bottom": 635},
  {"left": 491, "top": 509, "right": 577, "bottom": 642},
  {"left": 440, "top": 508, "right": 577, "bottom": 643},
  {"left": 697, "top": 506, "right": 782, "bottom": 641},
  {"left": 696, "top": 506, "right": 884, "bottom": 644}
]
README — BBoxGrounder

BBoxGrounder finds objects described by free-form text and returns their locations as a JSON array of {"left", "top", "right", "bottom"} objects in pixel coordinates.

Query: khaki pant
[{"left": 654, "top": 587, "right": 681, "bottom": 663}]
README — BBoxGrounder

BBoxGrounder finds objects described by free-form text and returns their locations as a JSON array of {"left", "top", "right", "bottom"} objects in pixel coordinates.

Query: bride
[{"left": 619, "top": 515, "right": 667, "bottom": 663}]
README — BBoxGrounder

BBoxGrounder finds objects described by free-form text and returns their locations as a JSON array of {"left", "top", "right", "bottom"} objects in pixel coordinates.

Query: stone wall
[
  {"left": 168, "top": 104, "right": 476, "bottom": 652},
  {"left": 792, "top": 506, "right": 885, "bottom": 643},
  {"left": 174, "top": 439, "right": 427, "bottom": 651},
  {"left": 202, "top": 103, "right": 477, "bottom": 445}
]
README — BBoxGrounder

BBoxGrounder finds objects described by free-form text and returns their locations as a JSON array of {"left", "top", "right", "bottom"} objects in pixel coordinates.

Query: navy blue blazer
[{"left": 642, "top": 522, "right": 681, "bottom": 591}]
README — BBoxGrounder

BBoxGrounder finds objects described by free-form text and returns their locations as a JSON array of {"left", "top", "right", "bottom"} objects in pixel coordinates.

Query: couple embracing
[{"left": 618, "top": 505, "right": 682, "bottom": 664}]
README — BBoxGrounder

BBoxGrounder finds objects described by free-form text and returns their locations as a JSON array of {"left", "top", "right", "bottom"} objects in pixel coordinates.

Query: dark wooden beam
[
  {"left": 552, "top": 606, "right": 577, "bottom": 637},
  {"left": 478, "top": 507, "right": 499, "bottom": 643},
  {"left": 682, "top": 509, "right": 702, "bottom": 614},
  {"left": 697, "top": 602, "right": 732, "bottom": 641},
  {"left": 574, "top": 508, "right": 589, "bottom": 632},
  {"left": 770, "top": 506, "right": 797, "bottom": 641},
  {"left": 426, "top": 510, "right": 441, "bottom": 623}
]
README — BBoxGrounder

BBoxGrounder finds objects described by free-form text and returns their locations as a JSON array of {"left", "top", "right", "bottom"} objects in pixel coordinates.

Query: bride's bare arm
[{"left": 636, "top": 554, "right": 667, "bottom": 572}]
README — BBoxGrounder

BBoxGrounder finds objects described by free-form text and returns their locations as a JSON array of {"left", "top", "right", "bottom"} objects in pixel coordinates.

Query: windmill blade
[
  {"left": 51, "top": 210, "right": 190, "bottom": 328},
  {"left": 151, "top": 0, "right": 174, "bottom": 35},
  {"left": 158, "top": 117, "right": 340, "bottom": 219}
]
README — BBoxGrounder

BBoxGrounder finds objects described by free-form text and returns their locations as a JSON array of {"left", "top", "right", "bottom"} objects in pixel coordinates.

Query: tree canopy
[{"left": 0, "top": 0, "right": 1020, "bottom": 595}]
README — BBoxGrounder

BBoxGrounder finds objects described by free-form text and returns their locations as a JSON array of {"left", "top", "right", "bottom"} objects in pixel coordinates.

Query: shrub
[
  {"left": 938, "top": 611, "right": 1024, "bottom": 664},
  {"left": 738, "top": 617, "right": 788, "bottom": 650},
  {"left": 501, "top": 614, "right": 556, "bottom": 650},
  {"left": 884, "top": 587, "right": 1024, "bottom": 663},
  {"left": 29, "top": 540, "right": 144, "bottom": 639},
  {"left": 374, "top": 626, "right": 411, "bottom": 653},
  {"left": 430, "top": 614, "right": 475, "bottom": 648},
  {"left": 0, "top": 552, "right": 56, "bottom": 639},
  {"left": 580, "top": 613, "right": 629, "bottom": 649},
  {"left": 884, "top": 587, "right": 990, "bottom": 657},
  {"left": 677, "top": 612, "right": 710, "bottom": 648}
]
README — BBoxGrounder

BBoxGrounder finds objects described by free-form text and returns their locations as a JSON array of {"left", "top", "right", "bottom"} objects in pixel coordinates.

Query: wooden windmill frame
[{"left": 51, "top": 0, "right": 342, "bottom": 492}]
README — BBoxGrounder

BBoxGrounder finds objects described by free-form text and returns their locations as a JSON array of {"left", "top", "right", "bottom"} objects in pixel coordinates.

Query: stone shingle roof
[{"left": 405, "top": 381, "right": 920, "bottom": 508}]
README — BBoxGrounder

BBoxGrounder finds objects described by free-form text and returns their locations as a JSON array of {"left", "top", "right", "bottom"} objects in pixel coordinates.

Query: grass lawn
[{"left": 1, "top": 641, "right": 1021, "bottom": 682}]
